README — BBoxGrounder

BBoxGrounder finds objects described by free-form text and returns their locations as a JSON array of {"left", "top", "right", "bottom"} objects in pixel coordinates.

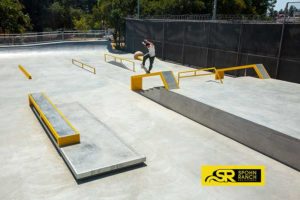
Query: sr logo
[
  {"left": 201, "top": 166, "right": 265, "bottom": 186},
  {"left": 205, "top": 169, "right": 236, "bottom": 183}
]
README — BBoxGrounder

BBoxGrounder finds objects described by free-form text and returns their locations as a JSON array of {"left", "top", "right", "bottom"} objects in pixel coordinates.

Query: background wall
[{"left": 125, "top": 19, "right": 300, "bottom": 83}]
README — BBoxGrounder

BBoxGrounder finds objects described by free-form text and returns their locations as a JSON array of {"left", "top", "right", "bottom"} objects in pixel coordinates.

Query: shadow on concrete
[
  {"left": 76, "top": 163, "right": 147, "bottom": 184},
  {"left": 106, "top": 43, "right": 128, "bottom": 55},
  {"left": 206, "top": 80, "right": 224, "bottom": 84},
  {"left": 107, "top": 60, "right": 134, "bottom": 72}
]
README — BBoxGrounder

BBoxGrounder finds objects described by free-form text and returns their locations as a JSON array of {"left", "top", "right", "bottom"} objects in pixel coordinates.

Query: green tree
[
  {"left": 95, "top": 0, "right": 136, "bottom": 47},
  {"left": 21, "top": 0, "right": 52, "bottom": 31},
  {"left": 73, "top": 15, "right": 91, "bottom": 31},
  {"left": 2, "top": 0, "right": 278, "bottom": 33},
  {"left": 288, "top": 5, "right": 298, "bottom": 17},
  {"left": 268, "top": 0, "right": 277, "bottom": 17},
  {"left": 0, "top": 0, "right": 31, "bottom": 33},
  {"left": 140, "top": 0, "right": 206, "bottom": 15},
  {"left": 48, "top": 1, "right": 65, "bottom": 30}
]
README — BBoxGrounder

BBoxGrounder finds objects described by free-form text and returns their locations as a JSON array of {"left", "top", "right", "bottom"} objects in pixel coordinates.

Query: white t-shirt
[{"left": 148, "top": 45, "right": 155, "bottom": 57}]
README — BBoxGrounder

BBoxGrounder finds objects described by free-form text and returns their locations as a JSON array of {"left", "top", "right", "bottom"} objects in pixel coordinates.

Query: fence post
[
  {"left": 205, "top": 22, "right": 209, "bottom": 67},
  {"left": 206, "top": 22, "right": 212, "bottom": 67},
  {"left": 276, "top": 22, "right": 285, "bottom": 79},
  {"left": 162, "top": 21, "right": 165, "bottom": 60},
  {"left": 236, "top": 23, "right": 243, "bottom": 66},
  {"left": 181, "top": 22, "right": 186, "bottom": 65}
]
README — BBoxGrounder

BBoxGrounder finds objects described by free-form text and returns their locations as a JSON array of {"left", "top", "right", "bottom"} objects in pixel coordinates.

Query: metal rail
[
  {"left": 126, "top": 14, "right": 281, "bottom": 23},
  {"left": 104, "top": 53, "right": 136, "bottom": 72},
  {"left": 18, "top": 65, "right": 32, "bottom": 79},
  {"left": 215, "top": 64, "right": 270, "bottom": 80},
  {"left": 0, "top": 30, "right": 110, "bottom": 46},
  {"left": 131, "top": 71, "right": 179, "bottom": 91},
  {"left": 178, "top": 67, "right": 223, "bottom": 85},
  {"left": 72, "top": 59, "right": 96, "bottom": 74}
]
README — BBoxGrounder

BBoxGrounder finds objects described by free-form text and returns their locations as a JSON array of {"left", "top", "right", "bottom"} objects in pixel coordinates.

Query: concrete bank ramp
[
  {"left": 31, "top": 97, "right": 146, "bottom": 180},
  {"left": 139, "top": 87, "right": 300, "bottom": 171}
]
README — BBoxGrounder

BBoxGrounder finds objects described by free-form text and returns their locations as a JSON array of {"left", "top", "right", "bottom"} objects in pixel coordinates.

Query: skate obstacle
[
  {"left": 131, "top": 71, "right": 179, "bottom": 91},
  {"left": 29, "top": 93, "right": 146, "bottom": 180}
]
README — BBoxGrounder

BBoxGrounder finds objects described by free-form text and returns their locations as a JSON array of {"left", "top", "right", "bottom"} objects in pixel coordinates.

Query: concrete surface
[
  {"left": 0, "top": 42, "right": 299, "bottom": 200},
  {"left": 176, "top": 76, "right": 300, "bottom": 140},
  {"left": 59, "top": 102, "right": 146, "bottom": 179}
]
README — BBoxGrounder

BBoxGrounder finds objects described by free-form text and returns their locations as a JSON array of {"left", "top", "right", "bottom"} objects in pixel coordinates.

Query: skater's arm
[{"left": 144, "top": 39, "right": 154, "bottom": 46}]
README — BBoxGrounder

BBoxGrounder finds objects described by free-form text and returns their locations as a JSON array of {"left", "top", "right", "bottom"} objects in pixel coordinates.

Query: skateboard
[{"left": 141, "top": 64, "right": 149, "bottom": 73}]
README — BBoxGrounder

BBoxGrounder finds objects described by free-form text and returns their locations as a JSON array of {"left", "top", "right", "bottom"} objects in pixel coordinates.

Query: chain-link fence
[
  {"left": 125, "top": 17, "right": 300, "bottom": 84},
  {"left": 0, "top": 30, "right": 112, "bottom": 46}
]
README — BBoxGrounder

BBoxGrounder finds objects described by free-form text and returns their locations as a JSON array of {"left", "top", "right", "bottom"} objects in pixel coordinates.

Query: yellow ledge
[{"left": 29, "top": 93, "right": 80, "bottom": 147}]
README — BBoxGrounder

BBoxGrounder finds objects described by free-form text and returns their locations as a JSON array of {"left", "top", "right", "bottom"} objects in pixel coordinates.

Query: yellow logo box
[{"left": 201, "top": 166, "right": 265, "bottom": 186}]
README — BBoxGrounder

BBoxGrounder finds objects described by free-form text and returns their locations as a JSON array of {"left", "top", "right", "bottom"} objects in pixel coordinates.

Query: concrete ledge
[
  {"left": 31, "top": 101, "right": 146, "bottom": 180},
  {"left": 140, "top": 87, "right": 300, "bottom": 171}
]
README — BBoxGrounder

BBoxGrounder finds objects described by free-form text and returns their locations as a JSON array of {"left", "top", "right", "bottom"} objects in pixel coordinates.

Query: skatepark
[{"left": 0, "top": 39, "right": 299, "bottom": 199}]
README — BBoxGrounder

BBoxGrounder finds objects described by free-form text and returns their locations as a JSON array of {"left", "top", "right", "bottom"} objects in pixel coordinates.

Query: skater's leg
[
  {"left": 142, "top": 53, "right": 150, "bottom": 66},
  {"left": 148, "top": 56, "right": 155, "bottom": 73}
]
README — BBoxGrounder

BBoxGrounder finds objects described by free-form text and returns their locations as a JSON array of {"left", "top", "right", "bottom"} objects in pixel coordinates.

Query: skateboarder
[{"left": 141, "top": 39, "right": 155, "bottom": 73}]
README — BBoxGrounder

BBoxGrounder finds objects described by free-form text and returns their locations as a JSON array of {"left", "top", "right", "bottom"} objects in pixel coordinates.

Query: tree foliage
[
  {"left": 0, "top": 0, "right": 31, "bottom": 33},
  {"left": 1, "top": 0, "right": 280, "bottom": 34}
]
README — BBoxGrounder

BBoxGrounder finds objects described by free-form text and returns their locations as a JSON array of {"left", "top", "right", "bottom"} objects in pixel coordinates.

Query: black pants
[{"left": 142, "top": 53, "right": 155, "bottom": 72}]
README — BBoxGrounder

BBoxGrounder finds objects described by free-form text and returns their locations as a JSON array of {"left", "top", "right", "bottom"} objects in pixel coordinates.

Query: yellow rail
[
  {"left": 72, "top": 59, "right": 96, "bottom": 74},
  {"left": 18, "top": 65, "right": 32, "bottom": 79},
  {"left": 215, "top": 64, "right": 270, "bottom": 80},
  {"left": 131, "top": 71, "right": 179, "bottom": 91},
  {"left": 29, "top": 93, "right": 80, "bottom": 147},
  {"left": 104, "top": 53, "right": 136, "bottom": 72},
  {"left": 178, "top": 67, "right": 223, "bottom": 85}
]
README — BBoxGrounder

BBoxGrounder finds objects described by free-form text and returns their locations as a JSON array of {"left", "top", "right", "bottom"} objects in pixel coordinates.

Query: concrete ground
[
  {"left": 176, "top": 75, "right": 300, "bottom": 140},
  {"left": 0, "top": 42, "right": 299, "bottom": 200}
]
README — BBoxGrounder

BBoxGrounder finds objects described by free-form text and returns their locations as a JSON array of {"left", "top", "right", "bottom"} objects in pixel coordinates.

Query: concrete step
[{"left": 140, "top": 87, "right": 300, "bottom": 171}]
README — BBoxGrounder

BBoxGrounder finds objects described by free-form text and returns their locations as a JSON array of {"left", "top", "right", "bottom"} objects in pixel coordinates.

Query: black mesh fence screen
[
  {"left": 240, "top": 24, "right": 282, "bottom": 57},
  {"left": 185, "top": 22, "right": 208, "bottom": 47},
  {"left": 281, "top": 24, "right": 300, "bottom": 61},
  {"left": 126, "top": 19, "right": 300, "bottom": 83},
  {"left": 183, "top": 46, "right": 208, "bottom": 67},
  {"left": 164, "top": 42, "right": 183, "bottom": 63},
  {"left": 209, "top": 23, "right": 241, "bottom": 51}
]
